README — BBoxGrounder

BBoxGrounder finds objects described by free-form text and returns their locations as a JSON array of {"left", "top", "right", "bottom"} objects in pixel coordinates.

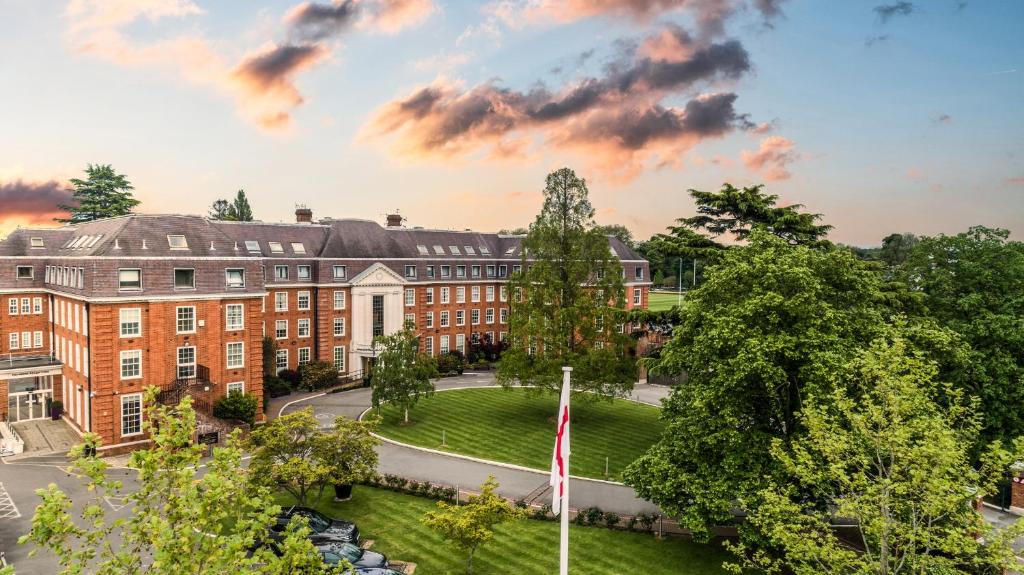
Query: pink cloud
[
  {"left": 741, "top": 136, "right": 798, "bottom": 181},
  {"left": 372, "top": 0, "right": 437, "bottom": 33}
]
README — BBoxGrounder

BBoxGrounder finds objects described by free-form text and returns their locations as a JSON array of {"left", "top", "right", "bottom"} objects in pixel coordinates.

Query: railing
[{"left": 157, "top": 365, "right": 214, "bottom": 417}]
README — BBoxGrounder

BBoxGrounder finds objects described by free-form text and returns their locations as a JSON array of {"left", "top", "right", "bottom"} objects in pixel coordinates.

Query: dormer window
[
  {"left": 30, "top": 237, "right": 44, "bottom": 248},
  {"left": 16, "top": 266, "right": 33, "bottom": 279},
  {"left": 433, "top": 245, "right": 445, "bottom": 255},
  {"left": 464, "top": 246, "right": 476, "bottom": 255},
  {"left": 291, "top": 243, "right": 306, "bottom": 254},
  {"left": 417, "top": 245, "right": 429, "bottom": 255},
  {"left": 167, "top": 235, "right": 188, "bottom": 249},
  {"left": 479, "top": 246, "right": 490, "bottom": 255},
  {"left": 268, "top": 242, "right": 284, "bottom": 254},
  {"left": 118, "top": 269, "right": 142, "bottom": 291},
  {"left": 449, "top": 246, "right": 461, "bottom": 255},
  {"left": 333, "top": 265, "right": 347, "bottom": 280},
  {"left": 244, "top": 241, "right": 260, "bottom": 252},
  {"left": 505, "top": 246, "right": 517, "bottom": 255}
]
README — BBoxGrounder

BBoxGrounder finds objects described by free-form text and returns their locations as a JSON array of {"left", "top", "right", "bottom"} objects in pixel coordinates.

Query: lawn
[
  {"left": 286, "top": 486, "right": 735, "bottom": 575},
  {"left": 648, "top": 291, "right": 685, "bottom": 311},
  {"left": 373, "top": 387, "right": 664, "bottom": 481}
]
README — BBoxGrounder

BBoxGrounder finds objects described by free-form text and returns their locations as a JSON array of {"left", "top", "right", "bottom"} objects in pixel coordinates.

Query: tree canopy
[
  {"left": 497, "top": 168, "right": 635, "bottom": 395},
  {"left": 210, "top": 190, "right": 255, "bottom": 221},
  {"left": 370, "top": 326, "right": 438, "bottom": 423},
  {"left": 57, "top": 164, "right": 140, "bottom": 223}
]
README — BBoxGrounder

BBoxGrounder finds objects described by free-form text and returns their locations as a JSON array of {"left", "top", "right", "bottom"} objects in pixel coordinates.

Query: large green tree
[
  {"left": 497, "top": 168, "right": 634, "bottom": 395},
  {"left": 728, "top": 333, "right": 1024, "bottom": 575},
  {"left": 897, "top": 226, "right": 1024, "bottom": 446},
  {"left": 370, "top": 326, "right": 438, "bottom": 423},
  {"left": 624, "top": 230, "right": 909, "bottom": 537},
  {"left": 19, "top": 388, "right": 345, "bottom": 574},
  {"left": 57, "top": 164, "right": 140, "bottom": 223}
]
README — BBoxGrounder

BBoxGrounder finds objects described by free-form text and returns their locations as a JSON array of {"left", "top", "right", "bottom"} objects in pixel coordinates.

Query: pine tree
[
  {"left": 232, "top": 190, "right": 254, "bottom": 221},
  {"left": 57, "top": 164, "right": 139, "bottom": 223},
  {"left": 497, "top": 168, "right": 634, "bottom": 396}
]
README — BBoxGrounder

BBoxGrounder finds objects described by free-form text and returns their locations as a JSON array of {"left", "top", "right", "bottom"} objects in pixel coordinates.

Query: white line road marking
[
  {"left": 0, "top": 483, "right": 21, "bottom": 519},
  {"left": 104, "top": 496, "right": 128, "bottom": 511}
]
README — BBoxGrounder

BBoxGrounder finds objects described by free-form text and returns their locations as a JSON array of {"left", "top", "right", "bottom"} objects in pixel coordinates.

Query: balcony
[{"left": 157, "top": 365, "right": 213, "bottom": 416}]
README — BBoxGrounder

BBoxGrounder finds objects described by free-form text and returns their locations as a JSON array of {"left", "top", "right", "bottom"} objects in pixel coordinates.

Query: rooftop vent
[{"left": 295, "top": 205, "right": 313, "bottom": 223}]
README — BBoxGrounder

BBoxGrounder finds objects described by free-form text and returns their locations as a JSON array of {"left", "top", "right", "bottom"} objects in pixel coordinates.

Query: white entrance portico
[{"left": 348, "top": 263, "right": 407, "bottom": 374}]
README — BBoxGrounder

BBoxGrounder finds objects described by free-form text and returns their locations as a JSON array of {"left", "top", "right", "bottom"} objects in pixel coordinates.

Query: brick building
[{"left": 0, "top": 211, "right": 649, "bottom": 451}]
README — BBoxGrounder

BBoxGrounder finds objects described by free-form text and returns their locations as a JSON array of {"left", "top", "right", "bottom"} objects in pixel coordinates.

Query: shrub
[
  {"left": 638, "top": 512, "right": 657, "bottom": 533},
  {"left": 263, "top": 377, "right": 291, "bottom": 399},
  {"left": 298, "top": 361, "right": 338, "bottom": 391},
  {"left": 604, "top": 512, "right": 621, "bottom": 529},
  {"left": 626, "top": 516, "right": 639, "bottom": 531},
  {"left": 213, "top": 392, "right": 258, "bottom": 425},
  {"left": 436, "top": 351, "right": 467, "bottom": 375},
  {"left": 383, "top": 474, "right": 407, "bottom": 491},
  {"left": 533, "top": 504, "right": 552, "bottom": 521},
  {"left": 514, "top": 499, "right": 528, "bottom": 510},
  {"left": 278, "top": 369, "right": 301, "bottom": 388},
  {"left": 584, "top": 506, "right": 604, "bottom": 526}
]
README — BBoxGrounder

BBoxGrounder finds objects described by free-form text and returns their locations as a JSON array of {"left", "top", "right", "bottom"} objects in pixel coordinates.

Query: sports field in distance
[
  {"left": 648, "top": 291, "right": 685, "bottom": 311},
  {"left": 374, "top": 387, "right": 664, "bottom": 481}
]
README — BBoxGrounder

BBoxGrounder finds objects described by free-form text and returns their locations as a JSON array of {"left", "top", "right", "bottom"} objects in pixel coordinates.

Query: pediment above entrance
[{"left": 349, "top": 262, "right": 406, "bottom": 286}]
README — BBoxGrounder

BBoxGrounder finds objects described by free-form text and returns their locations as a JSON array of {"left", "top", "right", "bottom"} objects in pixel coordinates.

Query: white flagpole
[{"left": 560, "top": 366, "right": 571, "bottom": 575}]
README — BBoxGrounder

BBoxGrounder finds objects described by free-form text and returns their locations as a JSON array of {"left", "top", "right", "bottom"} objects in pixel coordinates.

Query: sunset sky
[{"left": 1, "top": 0, "right": 1021, "bottom": 245}]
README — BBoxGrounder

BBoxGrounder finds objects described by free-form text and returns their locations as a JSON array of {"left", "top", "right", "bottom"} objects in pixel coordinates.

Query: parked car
[
  {"left": 273, "top": 506, "right": 360, "bottom": 544},
  {"left": 347, "top": 569, "right": 404, "bottom": 575},
  {"left": 317, "top": 542, "right": 388, "bottom": 570}
]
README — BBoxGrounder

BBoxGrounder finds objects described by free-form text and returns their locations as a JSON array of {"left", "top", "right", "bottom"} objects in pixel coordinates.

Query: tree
[
  {"left": 595, "top": 223, "right": 634, "bottom": 248},
  {"left": 210, "top": 190, "right": 255, "bottom": 221},
  {"left": 623, "top": 230, "right": 898, "bottom": 537},
  {"left": 422, "top": 476, "right": 525, "bottom": 575},
  {"left": 298, "top": 360, "right": 339, "bottom": 391},
  {"left": 320, "top": 416, "right": 380, "bottom": 488},
  {"left": 370, "top": 326, "right": 438, "bottom": 423},
  {"left": 680, "top": 183, "right": 832, "bottom": 246},
  {"left": 248, "top": 409, "right": 330, "bottom": 507},
  {"left": 897, "top": 226, "right": 1024, "bottom": 447},
  {"left": 878, "top": 232, "right": 918, "bottom": 267},
  {"left": 498, "top": 227, "right": 528, "bottom": 235},
  {"left": 497, "top": 168, "right": 635, "bottom": 396},
  {"left": 57, "top": 164, "right": 139, "bottom": 223},
  {"left": 18, "top": 387, "right": 346, "bottom": 574},
  {"left": 728, "top": 334, "right": 1024, "bottom": 575}
]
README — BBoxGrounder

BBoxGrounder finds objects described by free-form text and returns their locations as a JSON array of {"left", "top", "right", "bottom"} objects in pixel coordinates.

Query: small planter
[
  {"left": 50, "top": 401, "right": 63, "bottom": 421},
  {"left": 334, "top": 483, "right": 353, "bottom": 501}
]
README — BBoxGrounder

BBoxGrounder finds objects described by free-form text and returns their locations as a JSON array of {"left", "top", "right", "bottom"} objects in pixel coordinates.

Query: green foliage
[
  {"left": 57, "top": 164, "right": 139, "bottom": 223},
  {"left": 594, "top": 223, "right": 635, "bottom": 247},
  {"left": 213, "top": 391, "right": 259, "bottom": 425},
  {"left": 262, "top": 336, "right": 279, "bottom": 379},
  {"left": 897, "top": 226, "right": 1024, "bottom": 447},
  {"left": 18, "top": 387, "right": 344, "bottom": 574},
  {"left": 210, "top": 189, "right": 255, "bottom": 221},
  {"left": 498, "top": 167, "right": 635, "bottom": 396},
  {"left": 421, "top": 476, "right": 525, "bottom": 574},
  {"left": 370, "top": 327, "right": 439, "bottom": 423},
  {"left": 436, "top": 350, "right": 467, "bottom": 374},
  {"left": 727, "top": 334, "right": 1024, "bottom": 575},
  {"left": 299, "top": 360, "right": 339, "bottom": 391},
  {"left": 249, "top": 409, "right": 379, "bottom": 506},
  {"left": 623, "top": 230, "right": 896, "bottom": 536}
]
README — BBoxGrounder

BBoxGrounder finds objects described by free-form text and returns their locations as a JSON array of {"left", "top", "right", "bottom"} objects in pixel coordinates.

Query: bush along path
[{"left": 272, "top": 372, "right": 674, "bottom": 517}]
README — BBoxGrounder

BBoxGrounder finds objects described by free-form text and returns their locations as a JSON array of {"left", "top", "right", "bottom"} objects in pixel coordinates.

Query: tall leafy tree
[
  {"left": 210, "top": 199, "right": 234, "bottom": 220},
  {"left": 624, "top": 230, "right": 897, "bottom": 537},
  {"left": 370, "top": 327, "right": 438, "bottom": 423},
  {"left": 897, "top": 226, "right": 1024, "bottom": 446},
  {"left": 595, "top": 223, "right": 634, "bottom": 248},
  {"left": 57, "top": 164, "right": 139, "bottom": 223},
  {"left": 19, "top": 388, "right": 345, "bottom": 574},
  {"left": 729, "top": 334, "right": 1024, "bottom": 575},
  {"left": 497, "top": 168, "right": 634, "bottom": 395}
]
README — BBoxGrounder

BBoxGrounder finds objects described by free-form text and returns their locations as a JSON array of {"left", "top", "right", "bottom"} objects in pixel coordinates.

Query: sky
[{"left": 0, "top": 0, "right": 1021, "bottom": 245}]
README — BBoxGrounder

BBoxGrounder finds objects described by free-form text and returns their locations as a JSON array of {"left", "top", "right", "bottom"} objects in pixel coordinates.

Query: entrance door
[{"left": 6, "top": 377, "right": 53, "bottom": 422}]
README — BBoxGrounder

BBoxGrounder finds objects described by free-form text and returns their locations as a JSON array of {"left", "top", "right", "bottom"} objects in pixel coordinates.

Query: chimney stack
[
  {"left": 386, "top": 213, "right": 404, "bottom": 227},
  {"left": 295, "top": 205, "right": 313, "bottom": 223}
]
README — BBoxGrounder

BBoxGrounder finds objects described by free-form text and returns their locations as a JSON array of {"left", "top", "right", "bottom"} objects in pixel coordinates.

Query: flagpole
[{"left": 560, "top": 366, "right": 571, "bottom": 575}]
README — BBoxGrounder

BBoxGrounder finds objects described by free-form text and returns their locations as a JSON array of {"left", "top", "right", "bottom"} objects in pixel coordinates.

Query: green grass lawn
[
  {"left": 287, "top": 487, "right": 735, "bottom": 575},
  {"left": 374, "top": 388, "right": 664, "bottom": 481},
  {"left": 648, "top": 291, "right": 685, "bottom": 311}
]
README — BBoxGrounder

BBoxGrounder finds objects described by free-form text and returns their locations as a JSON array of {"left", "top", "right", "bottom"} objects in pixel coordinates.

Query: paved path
[{"left": 277, "top": 372, "right": 672, "bottom": 516}]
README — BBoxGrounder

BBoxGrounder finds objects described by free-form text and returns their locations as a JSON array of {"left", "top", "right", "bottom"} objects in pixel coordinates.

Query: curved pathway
[{"left": 273, "top": 373, "right": 671, "bottom": 516}]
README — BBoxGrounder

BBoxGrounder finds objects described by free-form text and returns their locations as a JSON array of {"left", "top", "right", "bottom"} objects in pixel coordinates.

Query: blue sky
[{"left": 0, "top": 0, "right": 1021, "bottom": 245}]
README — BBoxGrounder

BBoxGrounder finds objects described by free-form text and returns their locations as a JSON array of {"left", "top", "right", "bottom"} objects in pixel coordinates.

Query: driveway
[{"left": 277, "top": 372, "right": 672, "bottom": 516}]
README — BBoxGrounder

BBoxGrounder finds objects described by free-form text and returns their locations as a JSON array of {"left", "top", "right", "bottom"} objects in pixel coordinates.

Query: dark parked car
[
  {"left": 273, "top": 506, "right": 360, "bottom": 544},
  {"left": 317, "top": 542, "right": 388, "bottom": 570}
]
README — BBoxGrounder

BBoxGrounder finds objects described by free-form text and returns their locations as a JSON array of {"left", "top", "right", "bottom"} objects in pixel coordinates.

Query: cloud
[
  {"left": 865, "top": 34, "right": 890, "bottom": 47},
  {"left": 0, "top": 180, "right": 74, "bottom": 225},
  {"left": 906, "top": 167, "right": 924, "bottom": 180},
  {"left": 874, "top": 2, "right": 915, "bottom": 23},
  {"left": 363, "top": 28, "right": 755, "bottom": 181},
  {"left": 64, "top": 0, "right": 433, "bottom": 131},
  {"left": 933, "top": 113, "right": 953, "bottom": 125},
  {"left": 1006, "top": 176, "right": 1024, "bottom": 186},
  {"left": 741, "top": 136, "right": 798, "bottom": 180}
]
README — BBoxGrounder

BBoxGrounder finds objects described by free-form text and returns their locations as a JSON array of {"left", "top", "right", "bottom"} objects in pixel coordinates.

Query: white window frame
[
  {"left": 297, "top": 318, "right": 311, "bottom": 338},
  {"left": 177, "top": 346, "right": 197, "bottom": 379},
  {"left": 633, "top": 288, "right": 641, "bottom": 305},
  {"left": 226, "top": 268, "right": 245, "bottom": 288},
  {"left": 275, "top": 292, "right": 288, "bottom": 312},
  {"left": 440, "top": 311, "right": 450, "bottom": 328},
  {"left": 276, "top": 349, "right": 288, "bottom": 373},
  {"left": 121, "top": 393, "right": 143, "bottom": 437},
  {"left": 32, "top": 297, "right": 42, "bottom": 314},
  {"left": 440, "top": 287, "right": 450, "bottom": 304},
  {"left": 471, "top": 309, "right": 480, "bottom": 325},
  {"left": 440, "top": 335, "right": 450, "bottom": 354},
  {"left": 333, "top": 265, "right": 347, "bottom": 279},
  {"left": 227, "top": 381, "right": 244, "bottom": 395},
  {"left": 275, "top": 320, "right": 288, "bottom": 339},
  {"left": 333, "top": 317, "right": 346, "bottom": 337},
  {"left": 120, "top": 350, "right": 142, "bottom": 380},
  {"left": 226, "top": 342, "right": 245, "bottom": 369},
  {"left": 456, "top": 310, "right": 465, "bottom": 326},
  {"left": 226, "top": 304, "right": 244, "bottom": 331},
  {"left": 405, "top": 288, "right": 415, "bottom": 307},
  {"left": 176, "top": 306, "right": 196, "bottom": 334},
  {"left": 120, "top": 308, "right": 141, "bottom": 337},
  {"left": 118, "top": 268, "right": 142, "bottom": 291},
  {"left": 425, "top": 312, "right": 434, "bottom": 328},
  {"left": 333, "top": 346, "right": 346, "bottom": 371},
  {"left": 456, "top": 287, "right": 466, "bottom": 304},
  {"left": 486, "top": 308, "right": 495, "bottom": 324},
  {"left": 425, "top": 288, "right": 434, "bottom": 305},
  {"left": 333, "top": 290, "right": 346, "bottom": 310},
  {"left": 297, "top": 347, "right": 311, "bottom": 365},
  {"left": 297, "top": 291, "right": 311, "bottom": 311},
  {"left": 471, "top": 286, "right": 480, "bottom": 303}
]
